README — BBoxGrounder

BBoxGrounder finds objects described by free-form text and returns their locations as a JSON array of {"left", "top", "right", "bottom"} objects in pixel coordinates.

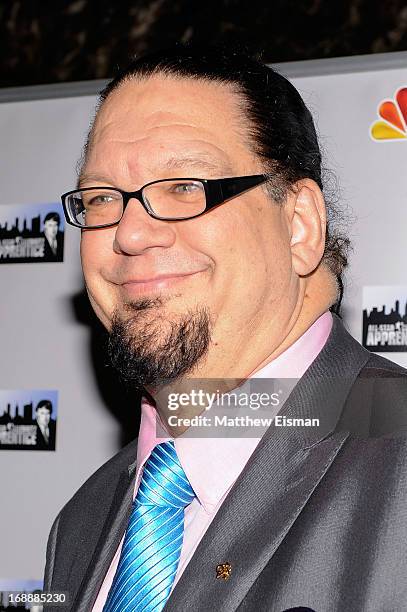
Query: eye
[
  {"left": 82, "top": 191, "right": 121, "bottom": 208},
  {"left": 87, "top": 194, "right": 115, "bottom": 205},
  {"left": 172, "top": 183, "right": 202, "bottom": 194}
]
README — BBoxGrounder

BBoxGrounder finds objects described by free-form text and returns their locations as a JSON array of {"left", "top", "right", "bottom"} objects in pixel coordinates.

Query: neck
[
  {"left": 150, "top": 265, "right": 338, "bottom": 436},
  {"left": 251, "top": 265, "right": 337, "bottom": 374}
]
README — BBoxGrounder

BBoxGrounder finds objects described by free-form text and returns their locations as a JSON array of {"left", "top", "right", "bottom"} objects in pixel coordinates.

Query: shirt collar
[{"left": 135, "top": 311, "right": 333, "bottom": 511}]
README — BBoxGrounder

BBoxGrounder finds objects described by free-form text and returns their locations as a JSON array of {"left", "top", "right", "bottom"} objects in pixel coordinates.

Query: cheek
[
  {"left": 80, "top": 230, "right": 117, "bottom": 322},
  {"left": 197, "top": 204, "right": 292, "bottom": 311},
  {"left": 206, "top": 205, "right": 286, "bottom": 278},
  {"left": 80, "top": 230, "right": 113, "bottom": 278}
]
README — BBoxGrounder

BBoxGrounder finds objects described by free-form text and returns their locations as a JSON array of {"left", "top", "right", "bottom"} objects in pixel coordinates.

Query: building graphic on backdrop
[
  {"left": 0, "top": 591, "right": 43, "bottom": 611},
  {"left": 363, "top": 287, "right": 407, "bottom": 352},
  {"left": 0, "top": 579, "right": 43, "bottom": 611},
  {"left": 0, "top": 391, "right": 57, "bottom": 451},
  {"left": 370, "top": 86, "right": 407, "bottom": 141},
  {"left": 0, "top": 203, "right": 64, "bottom": 263}
]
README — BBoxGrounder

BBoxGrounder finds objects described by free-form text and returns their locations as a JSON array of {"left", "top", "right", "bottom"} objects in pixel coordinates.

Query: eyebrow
[
  {"left": 77, "top": 155, "right": 234, "bottom": 189},
  {"left": 76, "top": 172, "right": 111, "bottom": 189},
  {"left": 162, "top": 155, "right": 234, "bottom": 174}
]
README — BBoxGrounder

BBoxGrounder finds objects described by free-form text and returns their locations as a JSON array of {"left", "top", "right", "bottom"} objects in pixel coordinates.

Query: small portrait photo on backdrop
[
  {"left": 0, "top": 390, "right": 58, "bottom": 451},
  {"left": 0, "top": 203, "right": 65, "bottom": 263}
]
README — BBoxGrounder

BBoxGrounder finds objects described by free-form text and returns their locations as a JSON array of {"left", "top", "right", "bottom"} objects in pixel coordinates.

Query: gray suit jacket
[{"left": 44, "top": 313, "right": 407, "bottom": 612}]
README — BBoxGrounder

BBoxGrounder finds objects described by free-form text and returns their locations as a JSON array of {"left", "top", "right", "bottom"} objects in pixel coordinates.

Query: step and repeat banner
[{"left": 1, "top": 58, "right": 406, "bottom": 602}]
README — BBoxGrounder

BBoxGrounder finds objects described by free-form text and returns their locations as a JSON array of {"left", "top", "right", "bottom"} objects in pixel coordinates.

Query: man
[
  {"left": 35, "top": 399, "right": 56, "bottom": 450},
  {"left": 42, "top": 212, "right": 64, "bottom": 261},
  {"left": 45, "top": 45, "right": 407, "bottom": 611}
]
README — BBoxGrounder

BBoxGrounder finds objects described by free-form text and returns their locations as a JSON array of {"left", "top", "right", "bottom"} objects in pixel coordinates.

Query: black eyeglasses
[{"left": 61, "top": 174, "right": 270, "bottom": 229}]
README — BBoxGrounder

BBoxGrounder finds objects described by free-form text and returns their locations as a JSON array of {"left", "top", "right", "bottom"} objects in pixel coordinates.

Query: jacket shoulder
[
  {"left": 58, "top": 437, "right": 137, "bottom": 519},
  {"left": 340, "top": 350, "right": 407, "bottom": 437},
  {"left": 360, "top": 350, "right": 407, "bottom": 377},
  {"left": 44, "top": 438, "right": 138, "bottom": 591}
]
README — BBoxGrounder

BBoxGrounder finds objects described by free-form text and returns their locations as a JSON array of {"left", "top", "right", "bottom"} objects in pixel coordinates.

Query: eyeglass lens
[{"left": 66, "top": 180, "right": 207, "bottom": 226}]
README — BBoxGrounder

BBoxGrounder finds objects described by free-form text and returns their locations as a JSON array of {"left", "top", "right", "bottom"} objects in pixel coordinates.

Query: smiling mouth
[{"left": 121, "top": 270, "right": 206, "bottom": 296}]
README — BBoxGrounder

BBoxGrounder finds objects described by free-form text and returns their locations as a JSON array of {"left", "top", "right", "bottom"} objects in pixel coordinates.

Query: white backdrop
[{"left": 1, "top": 54, "right": 406, "bottom": 582}]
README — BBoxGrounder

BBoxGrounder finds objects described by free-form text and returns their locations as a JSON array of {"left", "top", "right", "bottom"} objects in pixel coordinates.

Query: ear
[{"left": 287, "top": 179, "right": 326, "bottom": 276}]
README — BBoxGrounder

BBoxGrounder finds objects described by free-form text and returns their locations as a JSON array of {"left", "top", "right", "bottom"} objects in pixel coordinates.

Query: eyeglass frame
[{"left": 61, "top": 173, "right": 271, "bottom": 229}]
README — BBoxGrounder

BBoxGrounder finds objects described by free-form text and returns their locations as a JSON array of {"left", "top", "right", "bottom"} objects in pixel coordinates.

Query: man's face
[
  {"left": 80, "top": 76, "right": 297, "bottom": 384},
  {"left": 36, "top": 407, "right": 51, "bottom": 427},
  {"left": 44, "top": 219, "right": 58, "bottom": 239}
]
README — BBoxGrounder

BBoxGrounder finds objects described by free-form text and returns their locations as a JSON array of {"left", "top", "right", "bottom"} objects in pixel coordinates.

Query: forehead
[{"left": 84, "top": 75, "right": 254, "bottom": 184}]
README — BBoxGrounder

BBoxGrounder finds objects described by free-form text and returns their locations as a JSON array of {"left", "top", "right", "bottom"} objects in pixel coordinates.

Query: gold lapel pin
[{"left": 216, "top": 562, "right": 232, "bottom": 580}]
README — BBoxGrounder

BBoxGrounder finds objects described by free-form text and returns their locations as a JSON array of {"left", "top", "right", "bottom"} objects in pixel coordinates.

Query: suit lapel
[
  {"left": 72, "top": 464, "right": 137, "bottom": 611},
  {"left": 165, "top": 430, "right": 349, "bottom": 612},
  {"left": 165, "top": 314, "right": 371, "bottom": 611}
]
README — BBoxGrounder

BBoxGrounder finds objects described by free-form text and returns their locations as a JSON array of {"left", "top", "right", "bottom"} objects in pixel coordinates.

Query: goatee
[{"left": 107, "top": 296, "right": 212, "bottom": 390}]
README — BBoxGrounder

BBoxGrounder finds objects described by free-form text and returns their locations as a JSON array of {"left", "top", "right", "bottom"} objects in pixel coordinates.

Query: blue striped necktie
[{"left": 103, "top": 441, "right": 196, "bottom": 612}]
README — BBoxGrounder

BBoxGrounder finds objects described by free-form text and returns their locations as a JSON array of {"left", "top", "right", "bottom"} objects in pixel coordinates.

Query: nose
[{"left": 113, "top": 197, "right": 176, "bottom": 255}]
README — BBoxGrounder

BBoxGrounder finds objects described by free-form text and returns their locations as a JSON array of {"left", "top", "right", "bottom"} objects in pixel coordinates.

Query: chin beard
[{"left": 107, "top": 296, "right": 212, "bottom": 390}]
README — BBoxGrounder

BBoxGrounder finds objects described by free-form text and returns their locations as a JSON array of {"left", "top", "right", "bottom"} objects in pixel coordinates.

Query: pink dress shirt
[{"left": 92, "top": 311, "right": 333, "bottom": 610}]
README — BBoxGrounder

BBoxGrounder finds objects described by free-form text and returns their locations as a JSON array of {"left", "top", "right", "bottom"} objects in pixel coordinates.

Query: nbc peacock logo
[{"left": 370, "top": 87, "right": 407, "bottom": 141}]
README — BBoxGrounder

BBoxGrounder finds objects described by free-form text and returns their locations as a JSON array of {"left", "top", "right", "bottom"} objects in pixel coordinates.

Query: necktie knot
[{"left": 136, "top": 441, "right": 195, "bottom": 509}]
